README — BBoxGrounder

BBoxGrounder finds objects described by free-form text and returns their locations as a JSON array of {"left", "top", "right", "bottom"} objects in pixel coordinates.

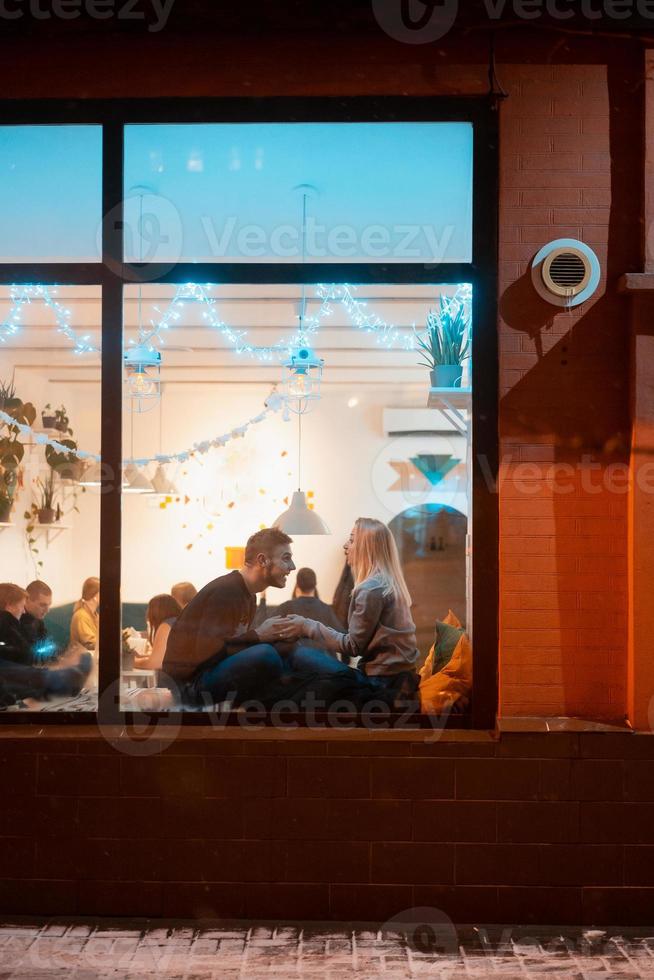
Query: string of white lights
[
  {"left": 315, "top": 283, "right": 472, "bottom": 350},
  {"left": 145, "top": 282, "right": 331, "bottom": 360},
  {"left": 0, "top": 286, "right": 99, "bottom": 355},
  {"left": 2, "top": 282, "right": 471, "bottom": 359}
]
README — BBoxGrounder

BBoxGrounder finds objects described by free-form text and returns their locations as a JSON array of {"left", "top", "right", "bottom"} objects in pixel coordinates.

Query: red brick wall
[
  {"left": 3, "top": 728, "right": 654, "bottom": 925},
  {"left": 498, "top": 63, "right": 637, "bottom": 721}
]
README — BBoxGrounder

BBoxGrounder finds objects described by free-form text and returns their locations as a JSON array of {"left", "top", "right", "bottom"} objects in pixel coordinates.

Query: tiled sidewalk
[{"left": 1, "top": 923, "right": 654, "bottom": 978}]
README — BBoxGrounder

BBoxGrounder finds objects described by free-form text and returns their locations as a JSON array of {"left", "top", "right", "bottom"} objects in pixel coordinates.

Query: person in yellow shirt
[{"left": 70, "top": 577, "right": 100, "bottom": 651}]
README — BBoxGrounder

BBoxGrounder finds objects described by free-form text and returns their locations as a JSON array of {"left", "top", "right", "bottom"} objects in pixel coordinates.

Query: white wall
[
  {"left": 1, "top": 375, "right": 466, "bottom": 608},
  {"left": 115, "top": 382, "right": 467, "bottom": 605}
]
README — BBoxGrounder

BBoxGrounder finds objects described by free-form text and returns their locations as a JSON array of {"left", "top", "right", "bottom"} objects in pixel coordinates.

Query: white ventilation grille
[{"left": 531, "top": 238, "right": 600, "bottom": 307}]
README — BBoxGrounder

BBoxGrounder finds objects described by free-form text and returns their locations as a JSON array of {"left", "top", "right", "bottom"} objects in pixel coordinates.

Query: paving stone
[{"left": 0, "top": 922, "right": 654, "bottom": 976}]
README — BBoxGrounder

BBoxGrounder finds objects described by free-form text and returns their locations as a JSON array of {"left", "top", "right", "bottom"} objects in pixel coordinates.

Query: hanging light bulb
[
  {"left": 124, "top": 345, "right": 161, "bottom": 413},
  {"left": 124, "top": 188, "right": 163, "bottom": 414},
  {"left": 282, "top": 347, "right": 323, "bottom": 415},
  {"left": 279, "top": 188, "right": 325, "bottom": 417}
]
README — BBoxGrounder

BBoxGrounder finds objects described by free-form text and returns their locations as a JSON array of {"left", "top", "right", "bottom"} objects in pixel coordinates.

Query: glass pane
[
  {"left": 0, "top": 286, "right": 101, "bottom": 710},
  {"left": 120, "top": 282, "right": 472, "bottom": 715},
  {"left": 124, "top": 123, "right": 473, "bottom": 263},
  {"left": 0, "top": 126, "right": 102, "bottom": 261}
]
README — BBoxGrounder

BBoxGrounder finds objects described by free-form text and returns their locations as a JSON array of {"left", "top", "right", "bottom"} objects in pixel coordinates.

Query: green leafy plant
[
  {"left": 0, "top": 379, "right": 16, "bottom": 410},
  {"left": 34, "top": 470, "right": 58, "bottom": 512},
  {"left": 415, "top": 295, "right": 471, "bottom": 370},
  {"left": 24, "top": 505, "right": 43, "bottom": 572},
  {"left": 53, "top": 404, "right": 71, "bottom": 434},
  {"left": 0, "top": 380, "right": 36, "bottom": 521},
  {"left": 45, "top": 407, "right": 83, "bottom": 481},
  {"left": 41, "top": 403, "right": 56, "bottom": 427}
]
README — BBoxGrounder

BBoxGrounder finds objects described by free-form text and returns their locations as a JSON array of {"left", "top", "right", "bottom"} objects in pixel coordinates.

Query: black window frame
[{"left": 0, "top": 96, "right": 499, "bottom": 730}]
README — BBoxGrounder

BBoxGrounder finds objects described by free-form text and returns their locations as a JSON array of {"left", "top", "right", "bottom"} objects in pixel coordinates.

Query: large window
[
  {"left": 0, "top": 285, "right": 102, "bottom": 710},
  {"left": 124, "top": 122, "right": 473, "bottom": 263},
  {"left": 0, "top": 102, "right": 497, "bottom": 727}
]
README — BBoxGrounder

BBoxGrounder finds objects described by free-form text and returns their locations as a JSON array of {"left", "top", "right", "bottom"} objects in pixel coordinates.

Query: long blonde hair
[{"left": 349, "top": 518, "right": 412, "bottom": 609}]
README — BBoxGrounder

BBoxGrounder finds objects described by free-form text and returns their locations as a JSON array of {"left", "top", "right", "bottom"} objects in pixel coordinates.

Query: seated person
[
  {"left": 171, "top": 581, "right": 197, "bottom": 610},
  {"left": 278, "top": 518, "right": 420, "bottom": 710},
  {"left": 0, "top": 583, "right": 91, "bottom": 702},
  {"left": 0, "top": 584, "right": 34, "bottom": 666},
  {"left": 161, "top": 527, "right": 297, "bottom": 707},
  {"left": 20, "top": 580, "right": 59, "bottom": 664},
  {"left": 132, "top": 593, "right": 182, "bottom": 673},
  {"left": 274, "top": 567, "right": 342, "bottom": 652},
  {"left": 70, "top": 577, "right": 100, "bottom": 651},
  {"left": 331, "top": 560, "right": 354, "bottom": 629}
]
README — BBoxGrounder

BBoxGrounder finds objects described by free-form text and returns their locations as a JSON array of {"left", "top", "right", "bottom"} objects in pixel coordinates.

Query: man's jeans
[{"left": 194, "top": 643, "right": 284, "bottom": 706}]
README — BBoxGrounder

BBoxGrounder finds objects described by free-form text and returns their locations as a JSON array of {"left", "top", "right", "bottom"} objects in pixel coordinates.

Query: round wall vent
[{"left": 531, "top": 238, "right": 600, "bottom": 307}]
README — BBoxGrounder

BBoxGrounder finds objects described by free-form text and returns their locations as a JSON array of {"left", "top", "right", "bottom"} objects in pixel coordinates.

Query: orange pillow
[
  {"left": 418, "top": 609, "right": 462, "bottom": 682},
  {"left": 419, "top": 610, "right": 472, "bottom": 714}
]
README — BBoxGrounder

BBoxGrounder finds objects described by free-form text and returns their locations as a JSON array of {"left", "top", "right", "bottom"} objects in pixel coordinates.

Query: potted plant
[
  {"left": 45, "top": 411, "right": 85, "bottom": 482},
  {"left": 416, "top": 295, "right": 471, "bottom": 389},
  {"left": 0, "top": 381, "right": 36, "bottom": 523},
  {"left": 41, "top": 403, "right": 56, "bottom": 429},
  {"left": 33, "top": 470, "right": 59, "bottom": 524},
  {"left": 53, "top": 404, "right": 70, "bottom": 434},
  {"left": 0, "top": 378, "right": 16, "bottom": 412}
]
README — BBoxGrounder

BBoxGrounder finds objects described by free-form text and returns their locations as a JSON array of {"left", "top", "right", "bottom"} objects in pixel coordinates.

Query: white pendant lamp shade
[
  {"left": 274, "top": 491, "right": 329, "bottom": 535},
  {"left": 122, "top": 463, "right": 154, "bottom": 494},
  {"left": 79, "top": 461, "right": 103, "bottom": 487},
  {"left": 150, "top": 463, "right": 178, "bottom": 495}
]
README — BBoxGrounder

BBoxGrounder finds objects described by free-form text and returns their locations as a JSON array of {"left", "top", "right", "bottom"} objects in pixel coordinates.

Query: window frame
[{"left": 0, "top": 96, "right": 499, "bottom": 730}]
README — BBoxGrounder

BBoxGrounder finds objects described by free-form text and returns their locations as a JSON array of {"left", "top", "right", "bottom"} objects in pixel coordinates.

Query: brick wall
[
  {"left": 498, "top": 63, "right": 638, "bottom": 721},
  {"left": 2, "top": 728, "right": 654, "bottom": 925}
]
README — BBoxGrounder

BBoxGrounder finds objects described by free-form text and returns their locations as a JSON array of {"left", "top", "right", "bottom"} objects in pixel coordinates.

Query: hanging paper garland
[{"left": 0, "top": 390, "right": 285, "bottom": 468}]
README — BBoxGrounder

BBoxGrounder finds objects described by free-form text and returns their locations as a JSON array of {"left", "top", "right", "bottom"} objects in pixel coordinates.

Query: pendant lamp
[
  {"left": 274, "top": 490, "right": 329, "bottom": 535},
  {"left": 122, "top": 463, "right": 155, "bottom": 494},
  {"left": 79, "top": 461, "right": 103, "bottom": 487},
  {"left": 273, "top": 413, "right": 329, "bottom": 535},
  {"left": 150, "top": 391, "right": 179, "bottom": 496},
  {"left": 151, "top": 463, "right": 178, "bottom": 495}
]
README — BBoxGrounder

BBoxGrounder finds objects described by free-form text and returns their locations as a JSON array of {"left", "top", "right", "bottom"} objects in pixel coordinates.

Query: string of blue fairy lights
[
  {"left": 0, "top": 281, "right": 472, "bottom": 466},
  {"left": 1, "top": 282, "right": 472, "bottom": 359}
]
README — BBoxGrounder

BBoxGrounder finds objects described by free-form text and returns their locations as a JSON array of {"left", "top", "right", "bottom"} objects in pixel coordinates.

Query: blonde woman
[
  {"left": 278, "top": 518, "right": 420, "bottom": 707},
  {"left": 70, "top": 577, "right": 100, "bottom": 651}
]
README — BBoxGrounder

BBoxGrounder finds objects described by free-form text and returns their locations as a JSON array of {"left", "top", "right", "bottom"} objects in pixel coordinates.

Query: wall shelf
[
  {"left": 29, "top": 524, "right": 71, "bottom": 543},
  {"left": 427, "top": 387, "right": 471, "bottom": 435}
]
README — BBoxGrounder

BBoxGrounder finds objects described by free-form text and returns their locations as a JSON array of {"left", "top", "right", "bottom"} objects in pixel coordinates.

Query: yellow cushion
[
  {"left": 419, "top": 610, "right": 472, "bottom": 714},
  {"left": 418, "top": 609, "right": 462, "bottom": 682}
]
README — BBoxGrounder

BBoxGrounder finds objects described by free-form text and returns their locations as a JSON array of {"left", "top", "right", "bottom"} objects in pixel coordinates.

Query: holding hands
[{"left": 256, "top": 615, "right": 309, "bottom": 644}]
